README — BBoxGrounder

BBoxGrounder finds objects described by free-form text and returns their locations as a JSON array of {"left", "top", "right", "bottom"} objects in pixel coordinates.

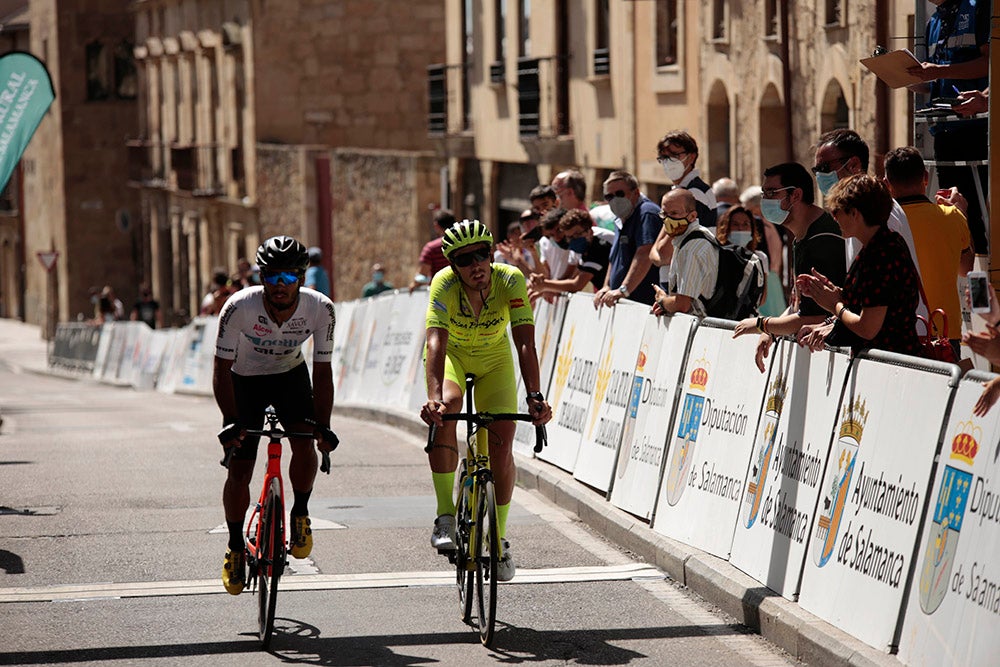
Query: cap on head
[
  {"left": 255, "top": 235, "right": 309, "bottom": 271},
  {"left": 441, "top": 219, "right": 494, "bottom": 259},
  {"left": 307, "top": 246, "right": 322, "bottom": 261}
]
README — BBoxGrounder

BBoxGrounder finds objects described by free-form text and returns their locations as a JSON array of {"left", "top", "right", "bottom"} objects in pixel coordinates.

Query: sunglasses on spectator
[
  {"left": 603, "top": 189, "right": 628, "bottom": 202},
  {"left": 452, "top": 248, "right": 491, "bottom": 268},
  {"left": 657, "top": 152, "right": 687, "bottom": 163},
  {"left": 761, "top": 186, "right": 794, "bottom": 199},
  {"left": 811, "top": 157, "right": 848, "bottom": 174},
  {"left": 261, "top": 271, "right": 301, "bottom": 286}
]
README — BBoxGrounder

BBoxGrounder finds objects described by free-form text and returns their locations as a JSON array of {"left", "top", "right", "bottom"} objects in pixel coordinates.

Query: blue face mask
[
  {"left": 568, "top": 237, "right": 589, "bottom": 253},
  {"left": 760, "top": 197, "right": 790, "bottom": 225},
  {"left": 373, "top": 271, "right": 385, "bottom": 283},
  {"left": 815, "top": 170, "right": 841, "bottom": 198}
]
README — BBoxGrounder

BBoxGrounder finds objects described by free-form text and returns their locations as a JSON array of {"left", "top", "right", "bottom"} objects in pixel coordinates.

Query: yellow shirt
[{"left": 900, "top": 198, "right": 970, "bottom": 334}]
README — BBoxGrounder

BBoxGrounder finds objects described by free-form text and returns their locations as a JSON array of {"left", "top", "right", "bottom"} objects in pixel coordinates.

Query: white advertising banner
[
  {"left": 330, "top": 298, "right": 356, "bottom": 395},
  {"left": 176, "top": 316, "right": 218, "bottom": 395},
  {"left": 538, "top": 293, "right": 612, "bottom": 472},
  {"left": 651, "top": 322, "right": 769, "bottom": 558},
  {"left": 336, "top": 298, "right": 376, "bottom": 404},
  {"left": 729, "top": 341, "right": 851, "bottom": 598},
  {"left": 574, "top": 301, "right": 652, "bottom": 492},
  {"left": 610, "top": 313, "right": 697, "bottom": 520},
  {"left": 356, "top": 292, "right": 397, "bottom": 400},
  {"left": 899, "top": 371, "right": 1000, "bottom": 666},
  {"left": 798, "top": 354, "right": 956, "bottom": 651},
  {"left": 363, "top": 291, "right": 427, "bottom": 407},
  {"left": 514, "top": 294, "right": 568, "bottom": 457}
]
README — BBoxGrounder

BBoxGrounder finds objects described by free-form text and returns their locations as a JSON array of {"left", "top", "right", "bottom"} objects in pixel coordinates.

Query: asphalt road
[{"left": 0, "top": 366, "right": 800, "bottom": 666}]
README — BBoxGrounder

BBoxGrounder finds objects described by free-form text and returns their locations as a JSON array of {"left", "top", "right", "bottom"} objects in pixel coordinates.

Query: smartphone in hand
[{"left": 969, "top": 271, "right": 991, "bottom": 313}]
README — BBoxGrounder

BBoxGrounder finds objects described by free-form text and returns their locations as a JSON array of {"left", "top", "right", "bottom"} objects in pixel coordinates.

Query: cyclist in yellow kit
[{"left": 420, "top": 219, "right": 552, "bottom": 582}]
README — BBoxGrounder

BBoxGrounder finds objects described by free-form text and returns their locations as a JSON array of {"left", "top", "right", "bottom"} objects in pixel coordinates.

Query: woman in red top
[{"left": 795, "top": 174, "right": 923, "bottom": 358}]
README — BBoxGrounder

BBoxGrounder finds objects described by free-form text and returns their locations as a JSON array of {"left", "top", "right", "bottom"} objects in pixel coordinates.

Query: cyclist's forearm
[
  {"left": 212, "top": 356, "right": 238, "bottom": 422},
  {"left": 425, "top": 328, "right": 448, "bottom": 400},
  {"left": 512, "top": 325, "right": 542, "bottom": 393},
  {"left": 311, "top": 362, "right": 334, "bottom": 426}
]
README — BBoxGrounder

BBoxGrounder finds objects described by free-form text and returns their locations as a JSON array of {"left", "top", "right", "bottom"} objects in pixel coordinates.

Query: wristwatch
[
  {"left": 617, "top": 284, "right": 630, "bottom": 297},
  {"left": 526, "top": 391, "right": 545, "bottom": 402}
]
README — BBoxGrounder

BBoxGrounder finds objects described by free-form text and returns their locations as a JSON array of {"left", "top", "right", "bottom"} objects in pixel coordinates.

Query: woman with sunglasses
[
  {"left": 213, "top": 235, "right": 339, "bottom": 595},
  {"left": 420, "top": 219, "right": 553, "bottom": 582}
]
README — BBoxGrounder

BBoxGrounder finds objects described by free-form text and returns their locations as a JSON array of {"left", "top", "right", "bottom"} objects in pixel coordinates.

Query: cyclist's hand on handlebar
[
  {"left": 315, "top": 425, "right": 340, "bottom": 453},
  {"left": 420, "top": 399, "right": 446, "bottom": 426},
  {"left": 217, "top": 422, "right": 245, "bottom": 449},
  {"left": 527, "top": 397, "right": 553, "bottom": 425}
]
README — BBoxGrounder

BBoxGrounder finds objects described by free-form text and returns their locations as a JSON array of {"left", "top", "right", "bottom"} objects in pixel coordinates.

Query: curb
[{"left": 337, "top": 403, "right": 903, "bottom": 667}]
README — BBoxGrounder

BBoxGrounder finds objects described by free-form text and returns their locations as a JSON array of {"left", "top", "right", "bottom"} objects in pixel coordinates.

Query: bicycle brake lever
[
  {"left": 320, "top": 451, "right": 331, "bottom": 474},
  {"left": 534, "top": 425, "right": 548, "bottom": 453},
  {"left": 425, "top": 424, "right": 437, "bottom": 453},
  {"left": 220, "top": 446, "right": 235, "bottom": 469}
]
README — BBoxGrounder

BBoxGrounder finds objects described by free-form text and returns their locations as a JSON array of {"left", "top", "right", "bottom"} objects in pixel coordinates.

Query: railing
[
  {"left": 489, "top": 60, "right": 505, "bottom": 84},
  {"left": 126, "top": 139, "right": 167, "bottom": 188},
  {"left": 517, "top": 57, "right": 541, "bottom": 137},
  {"left": 427, "top": 64, "right": 447, "bottom": 135},
  {"left": 171, "top": 144, "right": 224, "bottom": 196},
  {"left": 592, "top": 47, "right": 610, "bottom": 76}
]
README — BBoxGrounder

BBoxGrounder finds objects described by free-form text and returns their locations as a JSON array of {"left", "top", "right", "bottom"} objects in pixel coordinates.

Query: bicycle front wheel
[
  {"left": 475, "top": 478, "right": 499, "bottom": 646},
  {"left": 258, "top": 478, "right": 284, "bottom": 648},
  {"left": 454, "top": 460, "right": 474, "bottom": 624}
]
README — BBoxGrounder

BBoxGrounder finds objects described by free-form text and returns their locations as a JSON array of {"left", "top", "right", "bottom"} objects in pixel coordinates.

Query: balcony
[
  {"left": 516, "top": 56, "right": 574, "bottom": 164},
  {"left": 593, "top": 48, "right": 610, "bottom": 76},
  {"left": 126, "top": 139, "right": 167, "bottom": 189},
  {"left": 171, "top": 144, "right": 224, "bottom": 197},
  {"left": 489, "top": 61, "right": 505, "bottom": 85},
  {"left": 426, "top": 63, "right": 474, "bottom": 158}
]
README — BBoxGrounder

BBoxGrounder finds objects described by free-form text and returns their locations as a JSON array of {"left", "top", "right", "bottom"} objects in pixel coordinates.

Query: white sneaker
[
  {"left": 497, "top": 539, "right": 515, "bottom": 582},
  {"left": 431, "top": 514, "right": 456, "bottom": 551}
]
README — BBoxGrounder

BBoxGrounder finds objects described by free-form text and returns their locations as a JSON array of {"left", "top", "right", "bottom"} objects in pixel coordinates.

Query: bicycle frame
[{"left": 245, "top": 435, "right": 286, "bottom": 577}]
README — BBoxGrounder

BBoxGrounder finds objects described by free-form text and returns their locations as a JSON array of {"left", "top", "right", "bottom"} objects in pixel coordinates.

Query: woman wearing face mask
[
  {"left": 795, "top": 174, "right": 923, "bottom": 358},
  {"left": 716, "top": 206, "right": 769, "bottom": 309},
  {"left": 528, "top": 209, "right": 614, "bottom": 297}
]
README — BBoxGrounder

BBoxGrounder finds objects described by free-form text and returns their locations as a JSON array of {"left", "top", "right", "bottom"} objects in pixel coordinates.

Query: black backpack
[{"left": 678, "top": 230, "right": 765, "bottom": 320}]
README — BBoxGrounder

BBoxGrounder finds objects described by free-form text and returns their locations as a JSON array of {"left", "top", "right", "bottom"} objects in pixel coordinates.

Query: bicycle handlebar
[
  {"left": 424, "top": 412, "right": 548, "bottom": 455},
  {"left": 220, "top": 426, "right": 334, "bottom": 474}
]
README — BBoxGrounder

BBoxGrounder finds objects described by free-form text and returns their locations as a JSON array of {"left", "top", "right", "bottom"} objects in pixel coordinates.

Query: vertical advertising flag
[{"left": 0, "top": 52, "right": 55, "bottom": 192}]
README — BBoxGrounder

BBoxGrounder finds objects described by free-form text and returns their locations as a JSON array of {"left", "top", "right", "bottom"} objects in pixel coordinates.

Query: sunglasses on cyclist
[
  {"left": 451, "top": 248, "right": 491, "bottom": 268},
  {"left": 261, "top": 271, "right": 301, "bottom": 286}
]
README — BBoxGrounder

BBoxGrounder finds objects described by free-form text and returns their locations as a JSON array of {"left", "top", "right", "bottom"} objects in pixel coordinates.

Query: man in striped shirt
[{"left": 651, "top": 189, "right": 718, "bottom": 318}]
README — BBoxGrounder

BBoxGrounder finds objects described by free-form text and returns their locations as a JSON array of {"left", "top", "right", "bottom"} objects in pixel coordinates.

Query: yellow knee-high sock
[
  {"left": 432, "top": 472, "right": 456, "bottom": 516},
  {"left": 496, "top": 503, "right": 510, "bottom": 540}
]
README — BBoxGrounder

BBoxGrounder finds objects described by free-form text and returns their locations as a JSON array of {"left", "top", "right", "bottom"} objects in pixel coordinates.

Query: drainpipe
[
  {"left": 780, "top": 0, "right": 794, "bottom": 161},
  {"left": 873, "top": 1, "right": 889, "bottom": 172}
]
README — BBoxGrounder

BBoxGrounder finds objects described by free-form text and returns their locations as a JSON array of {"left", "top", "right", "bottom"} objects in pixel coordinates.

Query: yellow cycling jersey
[{"left": 425, "top": 262, "right": 534, "bottom": 351}]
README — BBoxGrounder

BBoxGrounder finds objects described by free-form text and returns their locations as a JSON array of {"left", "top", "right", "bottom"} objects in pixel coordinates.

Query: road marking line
[
  {"left": 207, "top": 516, "right": 346, "bottom": 534},
  {"left": 0, "top": 563, "right": 664, "bottom": 603}
]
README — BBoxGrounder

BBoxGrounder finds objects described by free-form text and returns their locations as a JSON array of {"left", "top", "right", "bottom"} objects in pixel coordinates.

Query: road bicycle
[
  {"left": 425, "top": 374, "right": 547, "bottom": 646},
  {"left": 221, "top": 407, "right": 335, "bottom": 649}
]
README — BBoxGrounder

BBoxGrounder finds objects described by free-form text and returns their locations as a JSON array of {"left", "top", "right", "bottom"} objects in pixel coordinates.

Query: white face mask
[
  {"left": 609, "top": 196, "right": 634, "bottom": 220},
  {"left": 660, "top": 157, "right": 686, "bottom": 182},
  {"left": 728, "top": 230, "right": 753, "bottom": 247}
]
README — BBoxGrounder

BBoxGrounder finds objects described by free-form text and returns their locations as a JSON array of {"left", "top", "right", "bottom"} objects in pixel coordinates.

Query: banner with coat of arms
[{"left": 899, "top": 372, "right": 1000, "bottom": 666}]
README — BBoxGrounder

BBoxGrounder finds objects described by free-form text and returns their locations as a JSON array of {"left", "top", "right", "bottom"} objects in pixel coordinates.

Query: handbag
[{"left": 917, "top": 284, "right": 958, "bottom": 364}]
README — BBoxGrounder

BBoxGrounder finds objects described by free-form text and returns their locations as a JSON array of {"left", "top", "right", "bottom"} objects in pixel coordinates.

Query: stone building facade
[
  {"left": 4, "top": 0, "right": 139, "bottom": 333},
  {"left": 436, "top": 1, "right": 916, "bottom": 231},
  {"left": 129, "top": 0, "right": 446, "bottom": 317}
]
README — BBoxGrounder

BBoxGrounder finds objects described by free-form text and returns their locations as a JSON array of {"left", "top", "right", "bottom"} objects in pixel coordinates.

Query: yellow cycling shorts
[{"left": 442, "top": 343, "right": 518, "bottom": 414}]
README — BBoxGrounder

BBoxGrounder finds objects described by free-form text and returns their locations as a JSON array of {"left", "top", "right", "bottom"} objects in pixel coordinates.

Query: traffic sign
[{"left": 36, "top": 250, "right": 58, "bottom": 272}]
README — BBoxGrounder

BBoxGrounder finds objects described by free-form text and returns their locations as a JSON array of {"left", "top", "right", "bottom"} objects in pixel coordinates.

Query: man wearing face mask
[
  {"left": 732, "top": 162, "right": 846, "bottom": 372},
  {"left": 528, "top": 208, "right": 614, "bottom": 296},
  {"left": 812, "top": 129, "right": 922, "bottom": 280},
  {"left": 361, "top": 262, "right": 394, "bottom": 298},
  {"left": 594, "top": 170, "right": 662, "bottom": 308},
  {"left": 650, "top": 189, "right": 718, "bottom": 318}
]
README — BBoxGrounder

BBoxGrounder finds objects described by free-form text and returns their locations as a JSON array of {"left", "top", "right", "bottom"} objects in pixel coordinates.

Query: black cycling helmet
[{"left": 255, "top": 235, "right": 309, "bottom": 272}]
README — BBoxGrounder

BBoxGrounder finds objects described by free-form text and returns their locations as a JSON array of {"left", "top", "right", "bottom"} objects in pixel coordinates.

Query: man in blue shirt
[
  {"left": 305, "top": 247, "right": 331, "bottom": 296},
  {"left": 593, "top": 170, "right": 661, "bottom": 308}
]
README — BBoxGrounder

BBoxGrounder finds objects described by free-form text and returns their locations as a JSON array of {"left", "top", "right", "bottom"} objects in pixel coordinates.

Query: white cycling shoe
[
  {"left": 497, "top": 539, "right": 515, "bottom": 582},
  {"left": 431, "top": 514, "right": 457, "bottom": 551}
]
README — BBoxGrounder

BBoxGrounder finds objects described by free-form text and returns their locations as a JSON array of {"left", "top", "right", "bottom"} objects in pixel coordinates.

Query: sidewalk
[
  {"left": 0, "top": 317, "right": 50, "bottom": 376},
  {"left": 0, "top": 317, "right": 902, "bottom": 667}
]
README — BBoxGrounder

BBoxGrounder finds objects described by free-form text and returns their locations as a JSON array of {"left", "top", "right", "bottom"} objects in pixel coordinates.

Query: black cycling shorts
[{"left": 231, "top": 362, "right": 315, "bottom": 461}]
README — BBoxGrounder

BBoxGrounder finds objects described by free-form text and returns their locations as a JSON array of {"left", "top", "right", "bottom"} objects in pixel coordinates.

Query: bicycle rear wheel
[
  {"left": 454, "top": 461, "right": 474, "bottom": 624},
  {"left": 257, "top": 478, "right": 284, "bottom": 648},
  {"left": 475, "top": 479, "right": 499, "bottom": 646}
]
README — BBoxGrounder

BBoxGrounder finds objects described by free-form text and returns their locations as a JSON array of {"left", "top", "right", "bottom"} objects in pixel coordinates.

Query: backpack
[{"left": 678, "top": 229, "right": 765, "bottom": 320}]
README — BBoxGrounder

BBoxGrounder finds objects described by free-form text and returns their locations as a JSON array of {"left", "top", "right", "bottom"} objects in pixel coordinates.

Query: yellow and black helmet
[{"left": 441, "top": 219, "right": 494, "bottom": 259}]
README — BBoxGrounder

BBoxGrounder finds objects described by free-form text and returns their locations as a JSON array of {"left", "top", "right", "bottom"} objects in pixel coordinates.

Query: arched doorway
[
  {"left": 707, "top": 80, "right": 731, "bottom": 181},
  {"left": 758, "top": 84, "right": 787, "bottom": 173},
  {"left": 820, "top": 79, "right": 850, "bottom": 133}
]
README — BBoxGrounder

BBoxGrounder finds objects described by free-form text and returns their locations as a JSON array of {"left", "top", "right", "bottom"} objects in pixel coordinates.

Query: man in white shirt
[{"left": 651, "top": 189, "right": 718, "bottom": 318}]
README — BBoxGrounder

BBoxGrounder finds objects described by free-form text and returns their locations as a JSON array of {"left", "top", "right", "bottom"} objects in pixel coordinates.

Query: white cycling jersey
[{"left": 215, "top": 286, "right": 336, "bottom": 376}]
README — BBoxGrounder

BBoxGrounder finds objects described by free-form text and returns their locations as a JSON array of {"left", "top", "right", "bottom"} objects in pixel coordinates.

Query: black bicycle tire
[
  {"left": 455, "top": 461, "right": 474, "bottom": 623},
  {"left": 475, "top": 479, "right": 499, "bottom": 646},
  {"left": 258, "top": 479, "right": 283, "bottom": 648}
]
